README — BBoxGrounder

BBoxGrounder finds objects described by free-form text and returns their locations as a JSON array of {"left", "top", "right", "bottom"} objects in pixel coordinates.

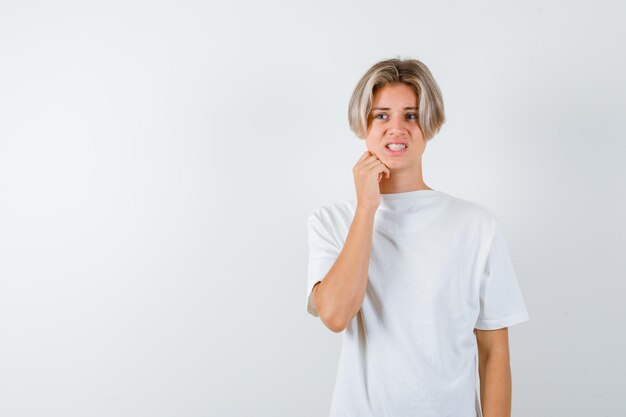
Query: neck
[{"left": 378, "top": 165, "right": 431, "bottom": 194}]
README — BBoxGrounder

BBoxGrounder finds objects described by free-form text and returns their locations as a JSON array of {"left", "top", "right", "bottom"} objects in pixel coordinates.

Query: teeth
[{"left": 386, "top": 143, "right": 406, "bottom": 150}]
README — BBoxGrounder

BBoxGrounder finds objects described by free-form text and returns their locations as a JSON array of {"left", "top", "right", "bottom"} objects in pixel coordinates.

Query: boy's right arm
[
  {"left": 311, "top": 150, "right": 389, "bottom": 333},
  {"left": 312, "top": 205, "right": 377, "bottom": 333}
]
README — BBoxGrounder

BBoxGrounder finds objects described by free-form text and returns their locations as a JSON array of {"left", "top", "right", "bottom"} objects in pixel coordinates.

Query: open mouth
[{"left": 385, "top": 143, "right": 408, "bottom": 154}]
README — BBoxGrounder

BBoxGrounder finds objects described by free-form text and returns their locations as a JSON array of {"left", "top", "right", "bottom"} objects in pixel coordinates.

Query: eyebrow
[{"left": 371, "top": 106, "right": 418, "bottom": 111}]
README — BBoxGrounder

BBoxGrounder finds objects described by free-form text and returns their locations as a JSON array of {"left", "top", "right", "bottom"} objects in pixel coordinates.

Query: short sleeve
[
  {"left": 306, "top": 212, "right": 341, "bottom": 317},
  {"left": 474, "top": 219, "right": 530, "bottom": 330}
]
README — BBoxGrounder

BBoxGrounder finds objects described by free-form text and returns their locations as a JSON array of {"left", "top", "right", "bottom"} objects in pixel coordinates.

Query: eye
[
  {"left": 406, "top": 113, "right": 417, "bottom": 120},
  {"left": 374, "top": 113, "right": 387, "bottom": 120}
]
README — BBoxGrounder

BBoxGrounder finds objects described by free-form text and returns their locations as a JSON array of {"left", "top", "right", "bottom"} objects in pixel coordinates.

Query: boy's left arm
[{"left": 475, "top": 327, "right": 512, "bottom": 417}]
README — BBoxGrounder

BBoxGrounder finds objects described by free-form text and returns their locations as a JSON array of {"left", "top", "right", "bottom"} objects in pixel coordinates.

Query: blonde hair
[{"left": 348, "top": 57, "right": 446, "bottom": 141}]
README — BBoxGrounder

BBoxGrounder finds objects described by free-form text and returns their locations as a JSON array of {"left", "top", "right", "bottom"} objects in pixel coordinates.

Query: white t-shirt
[{"left": 306, "top": 189, "right": 530, "bottom": 417}]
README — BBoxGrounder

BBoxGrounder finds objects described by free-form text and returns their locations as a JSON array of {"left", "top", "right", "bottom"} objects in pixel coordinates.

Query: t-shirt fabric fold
[{"left": 306, "top": 189, "right": 530, "bottom": 417}]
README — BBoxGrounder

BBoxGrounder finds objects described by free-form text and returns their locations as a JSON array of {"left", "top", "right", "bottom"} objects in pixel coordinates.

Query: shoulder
[
  {"left": 307, "top": 199, "right": 355, "bottom": 227},
  {"left": 441, "top": 192, "right": 498, "bottom": 231}
]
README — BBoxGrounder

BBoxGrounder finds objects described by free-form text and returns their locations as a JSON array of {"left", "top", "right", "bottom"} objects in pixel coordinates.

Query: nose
[{"left": 388, "top": 115, "right": 409, "bottom": 135}]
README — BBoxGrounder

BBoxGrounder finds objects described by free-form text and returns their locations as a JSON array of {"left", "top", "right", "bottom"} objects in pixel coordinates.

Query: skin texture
[
  {"left": 311, "top": 203, "right": 376, "bottom": 332},
  {"left": 475, "top": 327, "right": 513, "bottom": 417},
  {"left": 364, "top": 82, "right": 432, "bottom": 194}
]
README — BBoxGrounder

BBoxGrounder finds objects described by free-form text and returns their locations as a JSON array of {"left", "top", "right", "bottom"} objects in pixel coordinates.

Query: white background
[{"left": 1, "top": 1, "right": 625, "bottom": 416}]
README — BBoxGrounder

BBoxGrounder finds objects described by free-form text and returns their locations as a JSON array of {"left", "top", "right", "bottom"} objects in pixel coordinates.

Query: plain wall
[{"left": 0, "top": 0, "right": 625, "bottom": 416}]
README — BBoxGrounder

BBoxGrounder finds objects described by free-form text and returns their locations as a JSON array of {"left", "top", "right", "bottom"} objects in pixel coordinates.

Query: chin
[
  {"left": 383, "top": 154, "right": 410, "bottom": 163},
  {"left": 387, "top": 157, "right": 417, "bottom": 169}
]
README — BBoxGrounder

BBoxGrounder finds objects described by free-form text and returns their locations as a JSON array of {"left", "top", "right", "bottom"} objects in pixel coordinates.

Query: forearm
[
  {"left": 315, "top": 205, "right": 376, "bottom": 332},
  {"left": 478, "top": 351, "right": 512, "bottom": 417}
]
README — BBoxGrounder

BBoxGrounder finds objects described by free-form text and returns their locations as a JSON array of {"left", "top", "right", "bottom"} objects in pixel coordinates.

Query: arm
[
  {"left": 311, "top": 205, "right": 376, "bottom": 333},
  {"left": 475, "top": 327, "right": 512, "bottom": 417}
]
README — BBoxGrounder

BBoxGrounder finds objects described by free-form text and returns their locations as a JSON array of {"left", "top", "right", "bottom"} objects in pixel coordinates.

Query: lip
[
  {"left": 385, "top": 146, "right": 408, "bottom": 155},
  {"left": 384, "top": 140, "right": 409, "bottom": 155},
  {"left": 384, "top": 140, "right": 409, "bottom": 148}
]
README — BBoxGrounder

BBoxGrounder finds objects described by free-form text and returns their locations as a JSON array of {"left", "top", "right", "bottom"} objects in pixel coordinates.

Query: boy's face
[{"left": 365, "top": 83, "right": 426, "bottom": 170}]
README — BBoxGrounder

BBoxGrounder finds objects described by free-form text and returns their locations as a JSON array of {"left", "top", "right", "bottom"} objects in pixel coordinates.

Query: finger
[
  {"left": 363, "top": 158, "right": 386, "bottom": 170},
  {"left": 376, "top": 161, "right": 390, "bottom": 179},
  {"left": 375, "top": 163, "right": 390, "bottom": 179}
]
